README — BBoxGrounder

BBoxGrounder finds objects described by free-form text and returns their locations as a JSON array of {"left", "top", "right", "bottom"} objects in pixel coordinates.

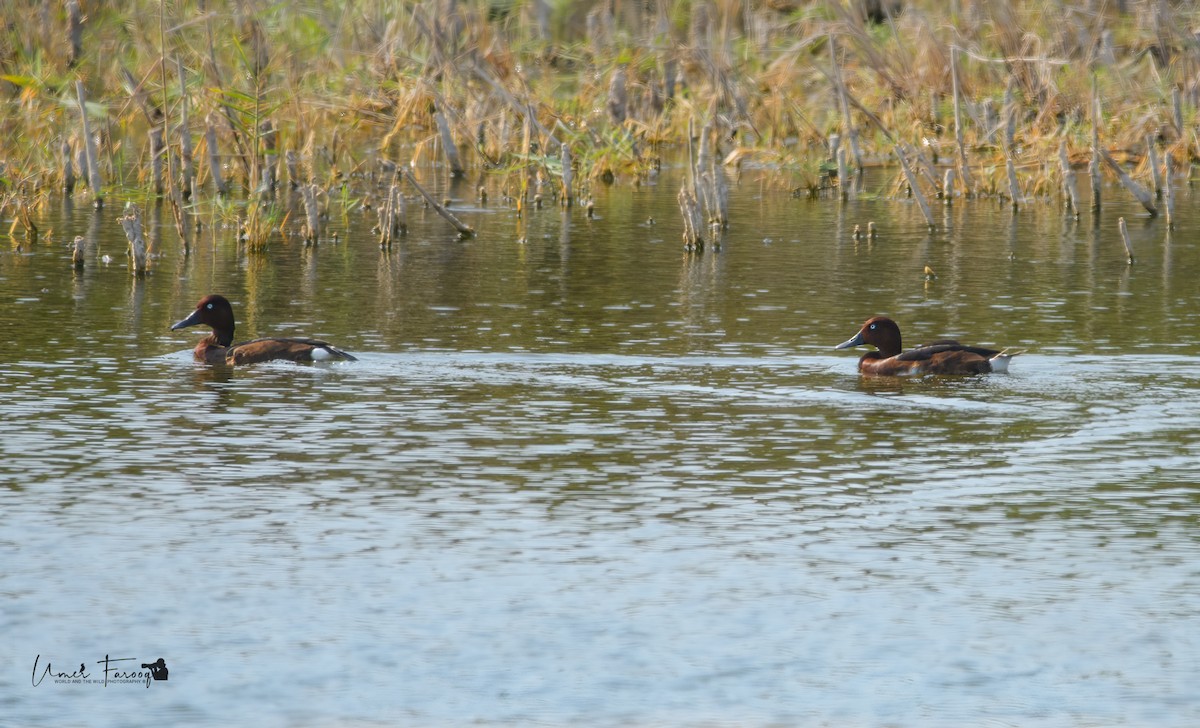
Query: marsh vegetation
[{"left": 1, "top": 0, "right": 1198, "bottom": 254}]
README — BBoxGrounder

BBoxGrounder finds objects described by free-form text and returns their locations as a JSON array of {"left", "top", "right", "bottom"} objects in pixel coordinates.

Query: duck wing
[
  {"left": 897, "top": 341, "right": 1002, "bottom": 361},
  {"left": 227, "top": 337, "right": 358, "bottom": 364}
]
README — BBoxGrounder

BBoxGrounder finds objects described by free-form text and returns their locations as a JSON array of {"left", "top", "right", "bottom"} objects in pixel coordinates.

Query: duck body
[
  {"left": 835, "top": 316, "right": 1017, "bottom": 376},
  {"left": 171, "top": 294, "right": 357, "bottom": 365}
]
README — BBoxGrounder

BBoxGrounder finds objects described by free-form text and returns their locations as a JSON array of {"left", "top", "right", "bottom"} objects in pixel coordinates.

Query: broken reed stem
[
  {"left": 377, "top": 183, "right": 407, "bottom": 248},
  {"left": 829, "top": 33, "right": 863, "bottom": 173},
  {"left": 150, "top": 127, "right": 165, "bottom": 195},
  {"left": 176, "top": 57, "right": 194, "bottom": 200},
  {"left": 894, "top": 144, "right": 935, "bottom": 228},
  {"left": 1090, "top": 83, "right": 1102, "bottom": 212},
  {"left": 678, "top": 182, "right": 704, "bottom": 250},
  {"left": 950, "top": 47, "right": 973, "bottom": 196},
  {"left": 1004, "top": 151, "right": 1021, "bottom": 211},
  {"left": 118, "top": 205, "right": 148, "bottom": 276},
  {"left": 261, "top": 120, "right": 278, "bottom": 196},
  {"left": 517, "top": 112, "right": 532, "bottom": 219},
  {"left": 71, "top": 235, "right": 85, "bottom": 269},
  {"left": 11, "top": 196, "right": 37, "bottom": 242},
  {"left": 433, "top": 104, "right": 465, "bottom": 177},
  {"left": 169, "top": 187, "right": 191, "bottom": 256},
  {"left": 66, "top": 0, "right": 82, "bottom": 68},
  {"left": 399, "top": 166, "right": 475, "bottom": 237},
  {"left": 560, "top": 142, "right": 573, "bottom": 207},
  {"left": 1098, "top": 147, "right": 1157, "bottom": 216},
  {"left": 299, "top": 184, "right": 321, "bottom": 244},
  {"left": 76, "top": 81, "right": 103, "bottom": 206},
  {"left": 941, "top": 168, "right": 955, "bottom": 204},
  {"left": 205, "top": 114, "right": 228, "bottom": 195},
  {"left": 1058, "top": 141, "right": 1080, "bottom": 218},
  {"left": 61, "top": 139, "right": 75, "bottom": 194},
  {"left": 837, "top": 145, "right": 850, "bottom": 201},
  {"left": 285, "top": 149, "right": 300, "bottom": 188},
  {"left": 1172, "top": 87, "right": 1184, "bottom": 137},
  {"left": 1117, "top": 217, "right": 1134, "bottom": 264},
  {"left": 1146, "top": 137, "right": 1162, "bottom": 199},
  {"left": 1164, "top": 152, "right": 1175, "bottom": 229}
]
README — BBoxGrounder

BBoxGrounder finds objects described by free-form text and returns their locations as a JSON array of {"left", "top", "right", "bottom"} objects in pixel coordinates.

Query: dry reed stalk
[
  {"left": 9, "top": 197, "right": 37, "bottom": 242},
  {"left": 150, "top": 127, "right": 165, "bottom": 195},
  {"left": 470, "top": 62, "right": 561, "bottom": 149},
  {"left": 1003, "top": 141, "right": 1022, "bottom": 211},
  {"left": 76, "top": 147, "right": 88, "bottom": 191},
  {"left": 950, "top": 48, "right": 973, "bottom": 196},
  {"left": 677, "top": 183, "right": 704, "bottom": 250},
  {"left": 76, "top": 81, "right": 103, "bottom": 207},
  {"left": 286, "top": 150, "right": 300, "bottom": 188},
  {"left": 261, "top": 120, "right": 278, "bottom": 195},
  {"left": 433, "top": 104, "right": 465, "bottom": 177},
  {"left": 1172, "top": 87, "right": 1183, "bottom": 137},
  {"left": 837, "top": 146, "right": 850, "bottom": 201},
  {"left": 377, "top": 183, "right": 406, "bottom": 248},
  {"left": 560, "top": 143, "right": 573, "bottom": 207},
  {"left": 66, "top": 0, "right": 82, "bottom": 68},
  {"left": 607, "top": 66, "right": 628, "bottom": 125},
  {"left": 205, "top": 115, "right": 229, "bottom": 195},
  {"left": 61, "top": 140, "right": 75, "bottom": 194},
  {"left": 1164, "top": 152, "right": 1175, "bottom": 229},
  {"left": 1090, "top": 86, "right": 1101, "bottom": 212},
  {"left": 169, "top": 186, "right": 191, "bottom": 255},
  {"left": 1098, "top": 147, "right": 1157, "bottom": 216},
  {"left": 118, "top": 205, "right": 148, "bottom": 276},
  {"left": 400, "top": 167, "right": 474, "bottom": 237},
  {"left": 1058, "top": 141, "right": 1080, "bottom": 217},
  {"left": 828, "top": 34, "right": 863, "bottom": 174},
  {"left": 299, "top": 184, "right": 321, "bottom": 244},
  {"left": 1003, "top": 82, "right": 1017, "bottom": 152},
  {"left": 175, "top": 58, "right": 194, "bottom": 200},
  {"left": 894, "top": 144, "right": 935, "bottom": 228},
  {"left": 696, "top": 121, "right": 713, "bottom": 214},
  {"left": 1146, "top": 137, "right": 1162, "bottom": 198},
  {"left": 71, "top": 235, "right": 85, "bottom": 269},
  {"left": 517, "top": 114, "right": 532, "bottom": 219},
  {"left": 1117, "top": 217, "right": 1134, "bottom": 264}
]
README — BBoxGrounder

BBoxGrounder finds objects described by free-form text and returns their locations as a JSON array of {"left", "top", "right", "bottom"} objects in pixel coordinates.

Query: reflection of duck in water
[{"left": 142, "top": 658, "right": 169, "bottom": 681}]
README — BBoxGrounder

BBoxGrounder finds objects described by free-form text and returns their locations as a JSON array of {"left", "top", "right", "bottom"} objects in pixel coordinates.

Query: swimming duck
[
  {"left": 171, "top": 294, "right": 357, "bottom": 365},
  {"left": 835, "top": 316, "right": 1018, "bottom": 376}
]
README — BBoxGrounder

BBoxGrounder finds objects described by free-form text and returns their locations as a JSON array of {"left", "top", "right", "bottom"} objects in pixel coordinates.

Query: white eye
[
  {"left": 869, "top": 323, "right": 876, "bottom": 330},
  {"left": 206, "top": 303, "right": 213, "bottom": 309}
]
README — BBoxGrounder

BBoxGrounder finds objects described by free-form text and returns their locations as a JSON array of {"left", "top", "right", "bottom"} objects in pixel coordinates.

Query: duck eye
[
  {"left": 205, "top": 303, "right": 213, "bottom": 309},
  {"left": 869, "top": 323, "right": 876, "bottom": 330}
]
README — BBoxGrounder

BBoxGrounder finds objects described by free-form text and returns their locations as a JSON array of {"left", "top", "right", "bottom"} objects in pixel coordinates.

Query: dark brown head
[
  {"left": 171, "top": 294, "right": 236, "bottom": 346},
  {"left": 834, "top": 316, "right": 903, "bottom": 358}
]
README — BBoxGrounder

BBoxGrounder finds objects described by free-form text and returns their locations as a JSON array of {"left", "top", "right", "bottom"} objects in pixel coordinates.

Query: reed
[
  {"left": 2, "top": 0, "right": 1199, "bottom": 245},
  {"left": 117, "top": 204, "right": 148, "bottom": 276}
]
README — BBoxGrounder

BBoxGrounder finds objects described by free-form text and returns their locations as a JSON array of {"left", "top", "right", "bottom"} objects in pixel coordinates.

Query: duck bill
[
  {"left": 834, "top": 331, "right": 865, "bottom": 350},
  {"left": 170, "top": 309, "right": 204, "bottom": 331}
]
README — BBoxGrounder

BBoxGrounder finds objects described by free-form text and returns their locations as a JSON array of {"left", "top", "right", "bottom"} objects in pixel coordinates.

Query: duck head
[
  {"left": 835, "top": 316, "right": 903, "bottom": 358},
  {"left": 171, "top": 294, "right": 236, "bottom": 347}
]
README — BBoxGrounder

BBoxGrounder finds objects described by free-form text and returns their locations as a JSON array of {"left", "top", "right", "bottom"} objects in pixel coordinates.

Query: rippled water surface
[{"left": 3, "top": 168, "right": 1200, "bottom": 727}]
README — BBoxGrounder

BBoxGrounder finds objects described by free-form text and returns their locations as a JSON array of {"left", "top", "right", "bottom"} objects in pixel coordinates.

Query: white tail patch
[
  {"left": 989, "top": 348, "right": 1024, "bottom": 373},
  {"left": 311, "top": 347, "right": 335, "bottom": 361}
]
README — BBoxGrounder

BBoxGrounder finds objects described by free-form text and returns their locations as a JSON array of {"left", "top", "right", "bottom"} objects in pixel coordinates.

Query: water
[{"left": 3, "top": 169, "right": 1200, "bottom": 726}]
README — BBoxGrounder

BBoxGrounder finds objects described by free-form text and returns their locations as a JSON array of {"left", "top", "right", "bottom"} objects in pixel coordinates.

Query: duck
[
  {"left": 170, "top": 294, "right": 357, "bottom": 365},
  {"left": 835, "top": 316, "right": 1019, "bottom": 376}
]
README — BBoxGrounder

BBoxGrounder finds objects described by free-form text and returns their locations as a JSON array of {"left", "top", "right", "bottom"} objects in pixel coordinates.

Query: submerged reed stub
[{"left": 117, "top": 204, "right": 147, "bottom": 276}]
